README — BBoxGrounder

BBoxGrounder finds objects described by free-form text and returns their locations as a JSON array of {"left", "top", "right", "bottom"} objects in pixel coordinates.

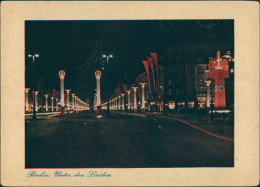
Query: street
[{"left": 25, "top": 113, "right": 234, "bottom": 168}]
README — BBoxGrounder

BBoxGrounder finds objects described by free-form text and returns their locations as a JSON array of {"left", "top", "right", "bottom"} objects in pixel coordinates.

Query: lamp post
[
  {"left": 102, "top": 54, "right": 113, "bottom": 115},
  {"left": 28, "top": 53, "right": 39, "bottom": 119},
  {"left": 59, "top": 70, "right": 66, "bottom": 115}
]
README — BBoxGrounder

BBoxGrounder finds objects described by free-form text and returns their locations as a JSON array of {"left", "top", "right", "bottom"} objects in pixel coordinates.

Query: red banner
[
  {"left": 150, "top": 53, "right": 159, "bottom": 90},
  {"left": 147, "top": 57, "right": 156, "bottom": 91},
  {"left": 208, "top": 58, "right": 229, "bottom": 108},
  {"left": 122, "top": 85, "right": 128, "bottom": 93},
  {"left": 142, "top": 60, "right": 151, "bottom": 93}
]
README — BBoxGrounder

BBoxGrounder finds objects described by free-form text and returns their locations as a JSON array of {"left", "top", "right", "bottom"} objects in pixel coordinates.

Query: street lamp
[
  {"left": 101, "top": 54, "right": 113, "bottom": 116},
  {"left": 28, "top": 53, "right": 39, "bottom": 119},
  {"left": 102, "top": 54, "right": 113, "bottom": 64}
]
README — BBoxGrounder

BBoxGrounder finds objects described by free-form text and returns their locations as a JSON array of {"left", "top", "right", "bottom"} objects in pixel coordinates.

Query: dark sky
[{"left": 25, "top": 20, "right": 234, "bottom": 102}]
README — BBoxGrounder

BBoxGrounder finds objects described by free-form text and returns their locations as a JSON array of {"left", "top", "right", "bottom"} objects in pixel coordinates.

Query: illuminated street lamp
[
  {"left": 102, "top": 54, "right": 113, "bottom": 64},
  {"left": 28, "top": 53, "right": 39, "bottom": 119},
  {"left": 101, "top": 54, "right": 113, "bottom": 115}
]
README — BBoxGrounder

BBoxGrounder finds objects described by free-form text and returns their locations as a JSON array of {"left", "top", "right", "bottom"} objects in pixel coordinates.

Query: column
[
  {"left": 35, "top": 91, "right": 39, "bottom": 112},
  {"left": 44, "top": 94, "right": 49, "bottom": 112},
  {"left": 140, "top": 83, "right": 146, "bottom": 110},
  {"left": 118, "top": 96, "right": 121, "bottom": 110},
  {"left": 126, "top": 91, "right": 131, "bottom": 110},
  {"left": 122, "top": 94, "right": 125, "bottom": 111},
  {"left": 51, "top": 97, "right": 54, "bottom": 111},
  {"left": 132, "top": 87, "right": 138, "bottom": 113},
  {"left": 59, "top": 70, "right": 66, "bottom": 115},
  {"left": 25, "top": 88, "right": 30, "bottom": 112},
  {"left": 95, "top": 70, "right": 102, "bottom": 107},
  {"left": 71, "top": 93, "right": 75, "bottom": 111},
  {"left": 75, "top": 96, "right": 78, "bottom": 111},
  {"left": 115, "top": 97, "right": 118, "bottom": 110},
  {"left": 55, "top": 98, "right": 59, "bottom": 111},
  {"left": 205, "top": 80, "right": 211, "bottom": 108},
  {"left": 65, "top": 89, "right": 71, "bottom": 110}
]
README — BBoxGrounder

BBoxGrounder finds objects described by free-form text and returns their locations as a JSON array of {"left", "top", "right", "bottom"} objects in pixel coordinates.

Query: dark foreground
[{"left": 25, "top": 113, "right": 234, "bottom": 168}]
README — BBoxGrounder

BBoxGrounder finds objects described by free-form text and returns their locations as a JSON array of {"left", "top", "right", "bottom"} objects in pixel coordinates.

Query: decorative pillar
[
  {"left": 35, "top": 91, "right": 39, "bottom": 112},
  {"left": 65, "top": 89, "right": 71, "bottom": 110},
  {"left": 25, "top": 88, "right": 30, "bottom": 112},
  {"left": 71, "top": 93, "right": 75, "bottom": 111},
  {"left": 95, "top": 70, "right": 102, "bottom": 107},
  {"left": 59, "top": 70, "right": 66, "bottom": 115},
  {"left": 140, "top": 83, "right": 146, "bottom": 110},
  {"left": 55, "top": 98, "right": 59, "bottom": 111},
  {"left": 44, "top": 94, "right": 49, "bottom": 112},
  {"left": 118, "top": 95, "right": 121, "bottom": 110},
  {"left": 122, "top": 94, "right": 125, "bottom": 111},
  {"left": 132, "top": 87, "right": 138, "bottom": 113},
  {"left": 75, "top": 96, "right": 78, "bottom": 111},
  {"left": 126, "top": 91, "right": 131, "bottom": 111},
  {"left": 51, "top": 97, "right": 54, "bottom": 111},
  {"left": 205, "top": 80, "right": 211, "bottom": 108}
]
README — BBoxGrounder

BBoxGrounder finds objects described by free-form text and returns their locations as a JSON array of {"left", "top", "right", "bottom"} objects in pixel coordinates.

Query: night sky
[{"left": 25, "top": 20, "right": 234, "bottom": 103}]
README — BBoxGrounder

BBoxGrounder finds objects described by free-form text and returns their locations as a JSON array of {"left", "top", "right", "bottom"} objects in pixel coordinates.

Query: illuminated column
[
  {"left": 71, "top": 93, "right": 75, "bottom": 110},
  {"left": 118, "top": 96, "right": 121, "bottom": 110},
  {"left": 51, "top": 97, "right": 54, "bottom": 111},
  {"left": 44, "top": 94, "right": 49, "bottom": 112},
  {"left": 140, "top": 83, "right": 146, "bottom": 109},
  {"left": 122, "top": 94, "right": 125, "bottom": 111},
  {"left": 114, "top": 97, "right": 117, "bottom": 110},
  {"left": 59, "top": 70, "right": 66, "bottom": 115},
  {"left": 25, "top": 88, "right": 30, "bottom": 112},
  {"left": 95, "top": 70, "right": 102, "bottom": 107},
  {"left": 112, "top": 98, "right": 114, "bottom": 110},
  {"left": 65, "top": 89, "right": 71, "bottom": 110},
  {"left": 35, "top": 91, "right": 39, "bottom": 112},
  {"left": 132, "top": 87, "right": 138, "bottom": 112},
  {"left": 75, "top": 96, "right": 78, "bottom": 111},
  {"left": 205, "top": 80, "right": 211, "bottom": 108},
  {"left": 126, "top": 91, "right": 131, "bottom": 110},
  {"left": 55, "top": 98, "right": 59, "bottom": 111}
]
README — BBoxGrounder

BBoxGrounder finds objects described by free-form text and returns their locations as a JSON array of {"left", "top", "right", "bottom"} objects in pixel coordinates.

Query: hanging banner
[
  {"left": 147, "top": 57, "right": 156, "bottom": 91},
  {"left": 208, "top": 55, "right": 230, "bottom": 108},
  {"left": 142, "top": 60, "right": 151, "bottom": 93},
  {"left": 150, "top": 53, "right": 159, "bottom": 90},
  {"left": 122, "top": 85, "right": 128, "bottom": 93}
]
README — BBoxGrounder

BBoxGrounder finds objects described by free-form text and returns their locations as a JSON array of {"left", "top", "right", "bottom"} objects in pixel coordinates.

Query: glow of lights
[
  {"left": 230, "top": 68, "right": 234, "bottom": 73},
  {"left": 96, "top": 115, "right": 103, "bottom": 119},
  {"left": 102, "top": 54, "right": 107, "bottom": 58},
  {"left": 35, "top": 54, "right": 40, "bottom": 57},
  {"left": 109, "top": 54, "right": 113, "bottom": 58},
  {"left": 28, "top": 54, "right": 32, "bottom": 57}
]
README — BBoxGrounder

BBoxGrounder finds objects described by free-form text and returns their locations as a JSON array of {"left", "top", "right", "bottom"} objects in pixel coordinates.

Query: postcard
[{"left": 1, "top": 1, "right": 259, "bottom": 186}]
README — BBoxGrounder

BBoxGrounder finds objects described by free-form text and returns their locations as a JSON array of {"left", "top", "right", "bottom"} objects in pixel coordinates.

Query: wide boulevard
[{"left": 25, "top": 112, "right": 234, "bottom": 168}]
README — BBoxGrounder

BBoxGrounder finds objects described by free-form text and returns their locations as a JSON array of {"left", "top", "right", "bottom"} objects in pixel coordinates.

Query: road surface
[{"left": 25, "top": 112, "right": 234, "bottom": 168}]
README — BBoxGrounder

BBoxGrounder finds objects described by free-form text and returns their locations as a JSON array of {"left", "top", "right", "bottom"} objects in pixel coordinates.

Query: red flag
[
  {"left": 122, "top": 85, "right": 127, "bottom": 93},
  {"left": 147, "top": 57, "right": 156, "bottom": 91},
  {"left": 150, "top": 53, "right": 159, "bottom": 89},
  {"left": 142, "top": 61, "right": 151, "bottom": 93}
]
